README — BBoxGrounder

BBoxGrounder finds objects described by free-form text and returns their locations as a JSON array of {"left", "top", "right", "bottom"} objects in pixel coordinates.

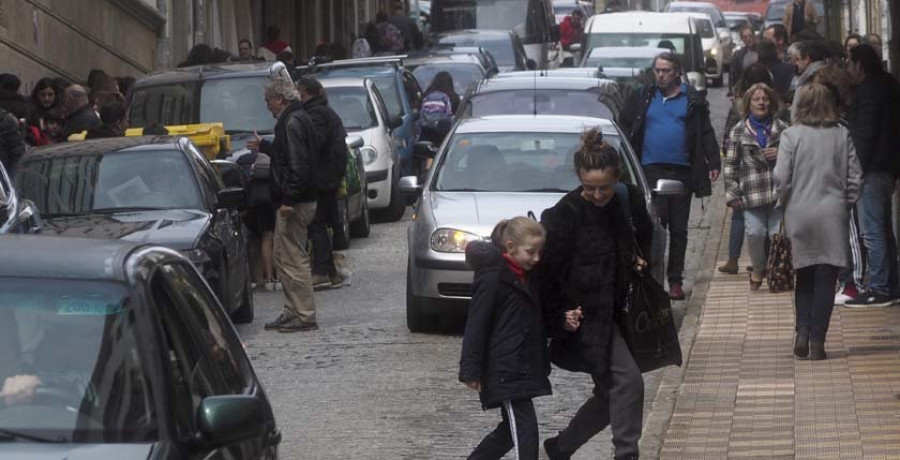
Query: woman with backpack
[{"left": 418, "top": 72, "right": 460, "bottom": 171}]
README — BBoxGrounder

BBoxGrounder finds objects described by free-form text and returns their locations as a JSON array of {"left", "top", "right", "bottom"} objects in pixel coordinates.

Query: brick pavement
[{"left": 658, "top": 209, "right": 900, "bottom": 460}]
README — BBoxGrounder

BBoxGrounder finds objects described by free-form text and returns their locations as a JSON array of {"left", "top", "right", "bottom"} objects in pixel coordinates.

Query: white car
[
  {"left": 320, "top": 77, "right": 406, "bottom": 221},
  {"left": 682, "top": 12, "right": 726, "bottom": 87}
]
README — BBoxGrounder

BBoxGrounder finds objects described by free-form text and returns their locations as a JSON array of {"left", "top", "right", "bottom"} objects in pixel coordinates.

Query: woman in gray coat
[{"left": 774, "top": 83, "right": 863, "bottom": 361}]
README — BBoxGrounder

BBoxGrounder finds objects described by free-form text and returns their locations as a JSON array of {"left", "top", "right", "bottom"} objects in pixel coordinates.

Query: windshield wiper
[
  {"left": 90, "top": 207, "right": 164, "bottom": 213},
  {"left": 0, "top": 428, "right": 67, "bottom": 443},
  {"left": 521, "top": 188, "right": 570, "bottom": 193}
]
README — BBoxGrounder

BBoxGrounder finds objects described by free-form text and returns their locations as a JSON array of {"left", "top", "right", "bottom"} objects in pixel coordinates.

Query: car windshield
[
  {"left": 725, "top": 17, "right": 749, "bottom": 29},
  {"left": 326, "top": 86, "right": 379, "bottom": 130},
  {"left": 668, "top": 5, "right": 726, "bottom": 27},
  {"left": 434, "top": 131, "right": 635, "bottom": 192},
  {"left": 695, "top": 19, "right": 715, "bottom": 38},
  {"left": 438, "top": 37, "right": 515, "bottom": 67},
  {"left": 468, "top": 89, "right": 616, "bottom": 119},
  {"left": 585, "top": 56, "right": 656, "bottom": 69},
  {"left": 128, "top": 77, "right": 274, "bottom": 134},
  {"left": 432, "top": 0, "right": 551, "bottom": 43},
  {"left": 317, "top": 68, "right": 404, "bottom": 119},
  {"left": 16, "top": 150, "right": 203, "bottom": 217},
  {"left": 412, "top": 63, "right": 485, "bottom": 95},
  {"left": 0, "top": 278, "right": 157, "bottom": 443},
  {"left": 586, "top": 33, "right": 689, "bottom": 55}
]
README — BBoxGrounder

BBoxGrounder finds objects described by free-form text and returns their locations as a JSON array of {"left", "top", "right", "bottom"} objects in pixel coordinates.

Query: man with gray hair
[
  {"left": 788, "top": 41, "right": 827, "bottom": 119},
  {"left": 61, "top": 84, "right": 100, "bottom": 139},
  {"left": 248, "top": 78, "right": 321, "bottom": 332}
]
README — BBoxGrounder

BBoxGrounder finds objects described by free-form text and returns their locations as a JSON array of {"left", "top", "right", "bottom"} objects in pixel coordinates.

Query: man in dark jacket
[
  {"left": 729, "top": 24, "right": 758, "bottom": 95},
  {"left": 0, "top": 108, "right": 24, "bottom": 173},
  {"left": 758, "top": 38, "right": 795, "bottom": 101},
  {"left": 619, "top": 52, "right": 720, "bottom": 301},
  {"left": 85, "top": 101, "right": 127, "bottom": 139},
  {"left": 297, "top": 76, "right": 349, "bottom": 290},
  {"left": 388, "top": 3, "right": 423, "bottom": 52},
  {"left": 250, "top": 78, "right": 320, "bottom": 332},
  {"left": 61, "top": 84, "right": 100, "bottom": 140},
  {"left": 844, "top": 44, "right": 900, "bottom": 307}
]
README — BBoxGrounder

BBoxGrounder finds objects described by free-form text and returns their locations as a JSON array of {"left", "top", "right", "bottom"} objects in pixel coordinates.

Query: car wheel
[
  {"left": 406, "top": 262, "right": 434, "bottom": 333},
  {"left": 231, "top": 273, "right": 255, "bottom": 324},
  {"left": 375, "top": 175, "right": 406, "bottom": 223},
  {"left": 350, "top": 190, "right": 371, "bottom": 238},
  {"left": 332, "top": 198, "right": 351, "bottom": 250}
]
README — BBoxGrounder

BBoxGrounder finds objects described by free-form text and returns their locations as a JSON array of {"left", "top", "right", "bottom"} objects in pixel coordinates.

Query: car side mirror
[
  {"left": 526, "top": 59, "right": 537, "bottom": 70},
  {"left": 387, "top": 116, "right": 403, "bottom": 130},
  {"left": 652, "top": 179, "right": 687, "bottom": 196},
  {"left": 569, "top": 43, "right": 583, "bottom": 53},
  {"left": 399, "top": 176, "right": 422, "bottom": 194},
  {"left": 217, "top": 187, "right": 247, "bottom": 209},
  {"left": 346, "top": 135, "right": 364, "bottom": 149},
  {"left": 211, "top": 160, "right": 247, "bottom": 189},
  {"left": 197, "top": 395, "right": 266, "bottom": 448}
]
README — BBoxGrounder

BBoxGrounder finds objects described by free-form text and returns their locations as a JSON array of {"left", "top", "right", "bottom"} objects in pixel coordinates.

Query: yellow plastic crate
[{"left": 125, "top": 122, "right": 232, "bottom": 160}]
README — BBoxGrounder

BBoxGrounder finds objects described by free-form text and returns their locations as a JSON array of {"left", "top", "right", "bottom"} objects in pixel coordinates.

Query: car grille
[{"left": 438, "top": 283, "right": 473, "bottom": 298}]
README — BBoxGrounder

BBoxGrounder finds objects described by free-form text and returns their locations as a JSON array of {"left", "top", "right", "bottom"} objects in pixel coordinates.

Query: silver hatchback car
[{"left": 401, "top": 115, "right": 682, "bottom": 332}]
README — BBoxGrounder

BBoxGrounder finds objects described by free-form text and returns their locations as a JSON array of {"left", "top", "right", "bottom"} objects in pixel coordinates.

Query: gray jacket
[{"left": 774, "top": 124, "right": 862, "bottom": 269}]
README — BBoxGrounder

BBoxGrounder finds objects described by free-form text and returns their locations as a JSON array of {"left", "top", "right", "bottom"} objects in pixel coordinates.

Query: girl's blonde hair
[
  {"left": 794, "top": 83, "right": 840, "bottom": 127},
  {"left": 490, "top": 217, "right": 546, "bottom": 251},
  {"left": 741, "top": 83, "right": 781, "bottom": 118}
]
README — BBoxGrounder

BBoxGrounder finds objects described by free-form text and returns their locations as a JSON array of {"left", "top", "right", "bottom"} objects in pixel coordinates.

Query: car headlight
[
  {"left": 431, "top": 228, "right": 482, "bottom": 253},
  {"left": 709, "top": 48, "right": 718, "bottom": 56},
  {"left": 182, "top": 248, "right": 211, "bottom": 267},
  {"left": 360, "top": 146, "right": 378, "bottom": 165}
]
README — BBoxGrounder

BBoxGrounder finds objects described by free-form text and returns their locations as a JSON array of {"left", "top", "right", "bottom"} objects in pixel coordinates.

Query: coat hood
[{"left": 465, "top": 240, "right": 503, "bottom": 270}]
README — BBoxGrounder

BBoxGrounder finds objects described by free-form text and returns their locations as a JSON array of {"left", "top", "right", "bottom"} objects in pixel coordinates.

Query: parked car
[
  {"left": 0, "top": 160, "right": 40, "bottom": 234},
  {"left": 583, "top": 11, "right": 708, "bottom": 91},
  {"left": 401, "top": 115, "right": 679, "bottom": 332},
  {"left": 580, "top": 46, "right": 665, "bottom": 101},
  {"left": 14, "top": 137, "right": 255, "bottom": 323},
  {"left": 311, "top": 57, "right": 423, "bottom": 179},
  {"left": 128, "top": 61, "right": 370, "bottom": 247},
  {"left": 552, "top": 0, "right": 594, "bottom": 25},
  {"left": 0, "top": 235, "right": 281, "bottom": 457},
  {"left": 434, "top": 29, "right": 531, "bottom": 72},
  {"left": 665, "top": 1, "right": 734, "bottom": 68},
  {"left": 683, "top": 12, "right": 727, "bottom": 87},
  {"left": 457, "top": 74, "right": 622, "bottom": 121},
  {"left": 320, "top": 77, "right": 407, "bottom": 222},
  {"left": 724, "top": 12, "right": 754, "bottom": 50},
  {"left": 403, "top": 47, "right": 500, "bottom": 96},
  {"left": 764, "top": 0, "right": 825, "bottom": 37}
]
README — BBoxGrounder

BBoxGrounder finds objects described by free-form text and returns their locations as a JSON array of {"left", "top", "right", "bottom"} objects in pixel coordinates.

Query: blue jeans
[
  {"left": 858, "top": 172, "right": 899, "bottom": 296},
  {"left": 744, "top": 204, "right": 783, "bottom": 276},
  {"left": 728, "top": 210, "right": 744, "bottom": 260}
]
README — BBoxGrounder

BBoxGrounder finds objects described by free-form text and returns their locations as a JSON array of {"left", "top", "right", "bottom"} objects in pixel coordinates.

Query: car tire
[
  {"left": 231, "top": 274, "right": 255, "bottom": 324},
  {"left": 333, "top": 198, "right": 351, "bottom": 250},
  {"left": 375, "top": 175, "right": 406, "bottom": 223},
  {"left": 350, "top": 191, "right": 371, "bottom": 238},
  {"left": 406, "top": 262, "right": 434, "bottom": 333}
]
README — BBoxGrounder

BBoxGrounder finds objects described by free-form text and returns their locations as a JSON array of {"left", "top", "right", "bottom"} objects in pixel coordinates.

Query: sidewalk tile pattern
[{"left": 660, "top": 210, "right": 900, "bottom": 459}]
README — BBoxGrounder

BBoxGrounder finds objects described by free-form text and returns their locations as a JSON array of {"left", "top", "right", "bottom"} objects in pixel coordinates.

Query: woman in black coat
[{"left": 538, "top": 129, "right": 653, "bottom": 460}]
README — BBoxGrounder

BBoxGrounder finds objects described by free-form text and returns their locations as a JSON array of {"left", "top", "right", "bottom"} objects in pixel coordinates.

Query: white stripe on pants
[{"left": 503, "top": 400, "right": 520, "bottom": 460}]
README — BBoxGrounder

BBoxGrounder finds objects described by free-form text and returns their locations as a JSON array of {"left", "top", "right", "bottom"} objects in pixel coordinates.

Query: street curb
[{"left": 639, "top": 191, "right": 728, "bottom": 460}]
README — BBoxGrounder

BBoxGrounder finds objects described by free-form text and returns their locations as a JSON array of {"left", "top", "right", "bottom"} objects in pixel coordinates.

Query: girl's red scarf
[{"left": 502, "top": 254, "right": 526, "bottom": 283}]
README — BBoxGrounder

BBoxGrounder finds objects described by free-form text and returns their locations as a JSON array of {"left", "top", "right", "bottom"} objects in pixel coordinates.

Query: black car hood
[
  {"left": 42, "top": 209, "right": 212, "bottom": 251},
  {"left": 0, "top": 443, "right": 153, "bottom": 459}
]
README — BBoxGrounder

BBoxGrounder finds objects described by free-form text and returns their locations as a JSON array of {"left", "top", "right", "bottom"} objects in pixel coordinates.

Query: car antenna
[{"left": 533, "top": 67, "right": 538, "bottom": 117}]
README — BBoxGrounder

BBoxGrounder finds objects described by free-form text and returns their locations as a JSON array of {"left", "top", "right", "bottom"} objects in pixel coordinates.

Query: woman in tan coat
[
  {"left": 774, "top": 83, "right": 862, "bottom": 361},
  {"left": 783, "top": 0, "right": 818, "bottom": 39}
]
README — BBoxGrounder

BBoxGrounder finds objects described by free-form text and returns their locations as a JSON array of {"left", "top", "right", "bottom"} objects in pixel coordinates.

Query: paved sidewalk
[{"left": 658, "top": 209, "right": 900, "bottom": 459}]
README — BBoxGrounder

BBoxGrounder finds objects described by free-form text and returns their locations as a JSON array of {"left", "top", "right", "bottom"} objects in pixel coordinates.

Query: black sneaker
[
  {"left": 312, "top": 274, "right": 332, "bottom": 291},
  {"left": 276, "top": 318, "right": 319, "bottom": 333},
  {"left": 845, "top": 291, "right": 894, "bottom": 308},
  {"left": 264, "top": 312, "right": 291, "bottom": 330},
  {"left": 329, "top": 272, "right": 345, "bottom": 289}
]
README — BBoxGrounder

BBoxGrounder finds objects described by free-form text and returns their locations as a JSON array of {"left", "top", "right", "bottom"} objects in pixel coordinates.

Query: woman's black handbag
[{"left": 618, "top": 268, "right": 683, "bottom": 373}]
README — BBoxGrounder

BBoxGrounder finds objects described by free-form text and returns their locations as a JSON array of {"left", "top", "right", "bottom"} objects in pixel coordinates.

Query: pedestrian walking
[
  {"left": 296, "top": 76, "right": 348, "bottom": 291},
  {"left": 249, "top": 78, "right": 320, "bottom": 333},
  {"left": 724, "top": 83, "right": 789, "bottom": 289},
  {"left": 538, "top": 129, "right": 653, "bottom": 460},
  {"left": 843, "top": 44, "right": 900, "bottom": 307},
  {"left": 758, "top": 39, "right": 795, "bottom": 102},
  {"left": 774, "top": 83, "right": 862, "bottom": 360},
  {"left": 459, "top": 218, "right": 562, "bottom": 460},
  {"left": 844, "top": 34, "right": 862, "bottom": 59},
  {"left": 620, "top": 52, "right": 721, "bottom": 300},
  {"left": 375, "top": 11, "right": 405, "bottom": 55},
  {"left": 783, "top": 0, "right": 818, "bottom": 40},
  {"left": 729, "top": 24, "right": 759, "bottom": 96},
  {"left": 788, "top": 41, "right": 828, "bottom": 119},
  {"left": 61, "top": 84, "right": 100, "bottom": 139}
]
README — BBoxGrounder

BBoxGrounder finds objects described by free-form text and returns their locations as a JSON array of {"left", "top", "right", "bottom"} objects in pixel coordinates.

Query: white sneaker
[{"left": 834, "top": 292, "right": 855, "bottom": 305}]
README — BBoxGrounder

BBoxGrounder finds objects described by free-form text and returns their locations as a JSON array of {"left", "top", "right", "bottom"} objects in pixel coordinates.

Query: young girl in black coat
[{"left": 459, "top": 217, "right": 581, "bottom": 460}]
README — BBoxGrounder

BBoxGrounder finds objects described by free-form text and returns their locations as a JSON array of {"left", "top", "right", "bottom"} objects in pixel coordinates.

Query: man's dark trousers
[
  {"left": 643, "top": 163, "right": 692, "bottom": 285},
  {"left": 310, "top": 190, "right": 338, "bottom": 277}
]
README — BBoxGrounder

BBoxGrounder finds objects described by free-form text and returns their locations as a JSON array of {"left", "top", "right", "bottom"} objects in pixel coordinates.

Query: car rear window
[
  {"left": 412, "top": 63, "right": 486, "bottom": 95},
  {"left": 468, "top": 89, "right": 616, "bottom": 120}
]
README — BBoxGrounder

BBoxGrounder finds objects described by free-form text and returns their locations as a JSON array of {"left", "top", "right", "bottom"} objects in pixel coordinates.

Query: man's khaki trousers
[{"left": 273, "top": 201, "right": 318, "bottom": 324}]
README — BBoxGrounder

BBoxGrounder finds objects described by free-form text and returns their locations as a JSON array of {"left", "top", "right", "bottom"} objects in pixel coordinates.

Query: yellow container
[{"left": 125, "top": 122, "right": 232, "bottom": 160}]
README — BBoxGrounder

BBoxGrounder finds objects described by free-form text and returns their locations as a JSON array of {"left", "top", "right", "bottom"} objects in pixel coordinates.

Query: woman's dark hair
[
  {"left": 575, "top": 128, "right": 620, "bottom": 176},
  {"left": 426, "top": 71, "right": 456, "bottom": 96},
  {"left": 850, "top": 44, "right": 883, "bottom": 75},
  {"left": 328, "top": 42, "right": 347, "bottom": 60},
  {"left": 239, "top": 38, "right": 253, "bottom": 48},
  {"left": 757, "top": 38, "right": 778, "bottom": 63},
  {"left": 844, "top": 33, "right": 862, "bottom": 49},
  {"left": 31, "top": 77, "right": 60, "bottom": 109},
  {"left": 736, "top": 63, "right": 774, "bottom": 96},
  {"left": 297, "top": 76, "right": 325, "bottom": 97},
  {"left": 86, "top": 69, "right": 109, "bottom": 90}
]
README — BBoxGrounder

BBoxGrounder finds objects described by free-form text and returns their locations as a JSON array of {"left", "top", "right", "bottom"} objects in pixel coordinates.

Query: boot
[
  {"left": 809, "top": 342, "right": 827, "bottom": 361},
  {"left": 717, "top": 258, "right": 739, "bottom": 274},
  {"left": 793, "top": 327, "right": 809, "bottom": 358}
]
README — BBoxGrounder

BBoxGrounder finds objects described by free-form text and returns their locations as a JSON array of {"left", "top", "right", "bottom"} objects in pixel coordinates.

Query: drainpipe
[
  {"left": 194, "top": 0, "right": 207, "bottom": 45},
  {"left": 156, "top": 0, "right": 169, "bottom": 69}
]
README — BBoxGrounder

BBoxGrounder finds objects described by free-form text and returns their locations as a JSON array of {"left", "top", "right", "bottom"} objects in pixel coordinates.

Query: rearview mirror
[
  {"left": 197, "top": 395, "right": 266, "bottom": 447},
  {"left": 217, "top": 187, "right": 247, "bottom": 209},
  {"left": 399, "top": 176, "right": 422, "bottom": 194},
  {"left": 652, "top": 179, "right": 687, "bottom": 196},
  {"left": 346, "top": 135, "right": 364, "bottom": 149}
]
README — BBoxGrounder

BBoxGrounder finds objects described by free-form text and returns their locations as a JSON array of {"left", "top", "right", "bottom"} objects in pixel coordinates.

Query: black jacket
[
  {"left": 62, "top": 105, "right": 101, "bottom": 139},
  {"left": 619, "top": 85, "right": 721, "bottom": 198},
  {"left": 261, "top": 101, "right": 318, "bottom": 205},
  {"left": 459, "top": 242, "right": 552, "bottom": 409},
  {"left": 538, "top": 185, "right": 653, "bottom": 376},
  {"left": 849, "top": 72, "right": 900, "bottom": 176},
  {"left": 0, "top": 109, "right": 23, "bottom": 173},
  {"left": 85, "top": 124, "right": 124, "bottom": 139},
  {"left": 302, "top": 95, "right": 348, "bottom": 191}
]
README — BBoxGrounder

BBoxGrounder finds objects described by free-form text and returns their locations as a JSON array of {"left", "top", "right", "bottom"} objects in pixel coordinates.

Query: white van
[{"left": 583, "top": 11, "right": 709, "bottom": 91}]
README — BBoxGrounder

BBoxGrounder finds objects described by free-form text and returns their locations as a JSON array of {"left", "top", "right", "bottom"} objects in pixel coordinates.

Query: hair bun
[{"left": 581, "top": 128, "right": 605, "bottom": 152}]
